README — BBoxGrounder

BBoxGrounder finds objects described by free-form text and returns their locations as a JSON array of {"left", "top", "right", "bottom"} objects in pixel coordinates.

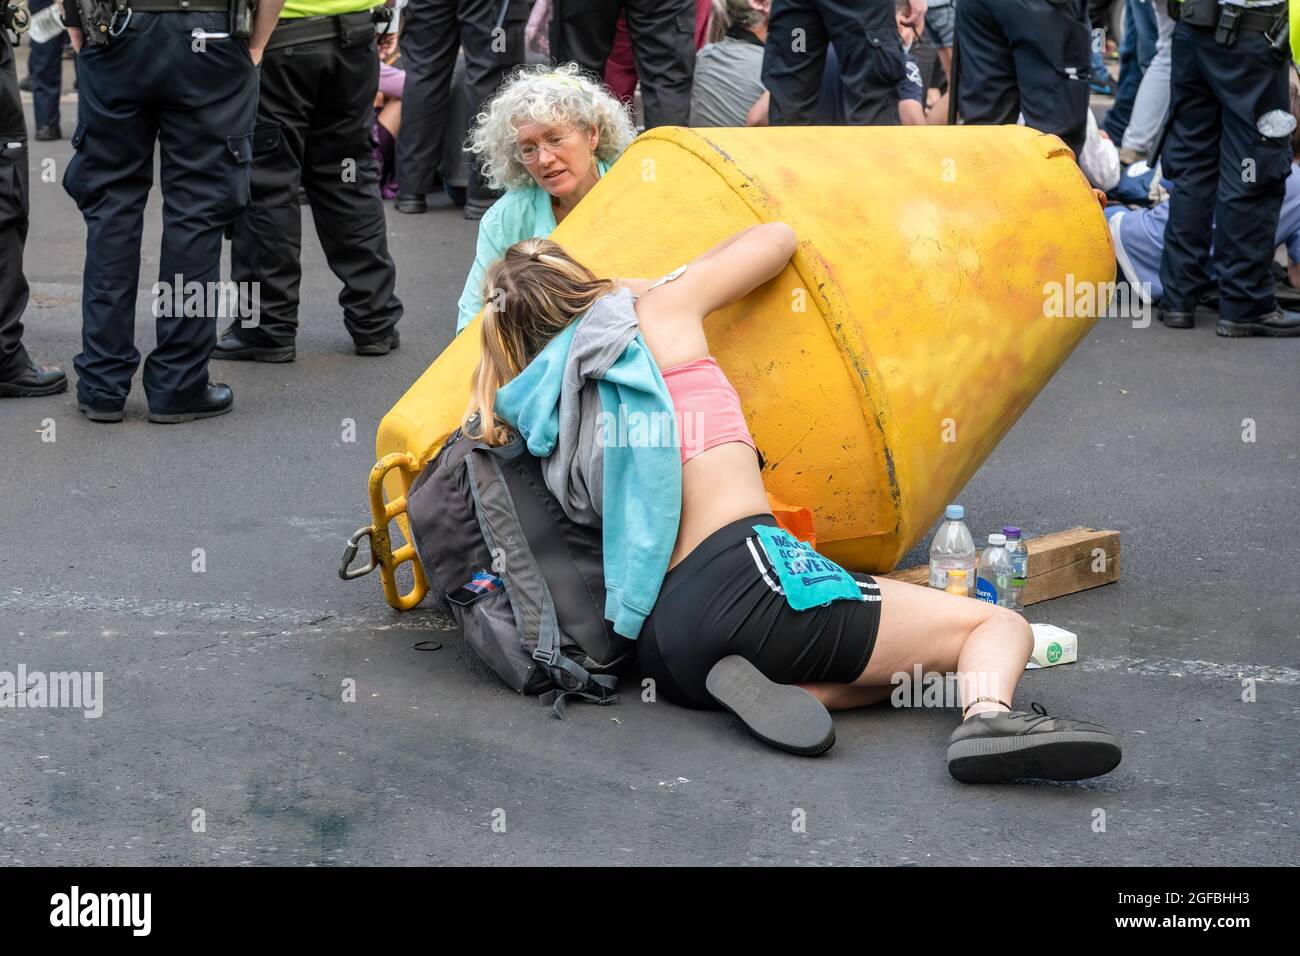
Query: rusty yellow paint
[{"left": 371, "top": 125, "right": 1113, "bottom": 609}]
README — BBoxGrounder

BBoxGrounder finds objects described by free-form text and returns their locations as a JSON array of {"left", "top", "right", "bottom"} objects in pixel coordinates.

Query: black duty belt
[
  {"left": 266, "top": 9, "right": 383, "bottom": 51},
  {"left": 1173, "top": 1, "right": 1288, "bottom": 40},
  {"left": 126, "top": 1, "right": 229, "bottom": 10}
]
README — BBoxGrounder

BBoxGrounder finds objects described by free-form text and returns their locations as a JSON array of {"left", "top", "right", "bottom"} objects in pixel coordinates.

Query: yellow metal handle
[{"left": 361, "top": 452, "right": 429, "bottom": 611}]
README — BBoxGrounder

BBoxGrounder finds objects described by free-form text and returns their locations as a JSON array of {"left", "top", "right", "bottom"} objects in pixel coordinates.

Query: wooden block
[{"left": 885, "top": 527, "right": 1120, "bottom": 606}]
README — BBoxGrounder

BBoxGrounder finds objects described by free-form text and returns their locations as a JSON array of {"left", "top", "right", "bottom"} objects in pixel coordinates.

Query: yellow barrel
[{"left": 370, "top": 125, "right": 1112, "bottom": 606}]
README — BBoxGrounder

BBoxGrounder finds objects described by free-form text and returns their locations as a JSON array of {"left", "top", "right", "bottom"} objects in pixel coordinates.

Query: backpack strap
[{"left": 539, "top": 673, "right": 619, "bottom": 720}]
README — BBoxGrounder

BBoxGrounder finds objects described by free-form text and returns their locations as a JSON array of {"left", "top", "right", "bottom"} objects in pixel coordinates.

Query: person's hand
[
  {"left": 900, "top": 0, "right": 927, "bottom": 30},
  {"left": 249, "top": 43, "right": 265, "bottom": 66},
  {"left": 67, "top": 26, "right": 84, "bottom": 52},
  {"left": 378, "top": 30, "right": 397, "bottom": 58}
]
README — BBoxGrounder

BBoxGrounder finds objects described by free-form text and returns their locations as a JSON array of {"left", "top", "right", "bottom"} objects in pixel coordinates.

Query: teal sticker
[{"left": 752, "top": 525, "right": 863, "bottom": 612}]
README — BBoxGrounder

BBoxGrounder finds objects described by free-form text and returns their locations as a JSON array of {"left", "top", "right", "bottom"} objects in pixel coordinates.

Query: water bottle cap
[
  {"left": 1001, "top": 526, "right": 1021, "bottom": 538},
  {"left": 987, "top": 533, "right": 1006, "bottom": 546},
  {"left": 944, "top": 504, "right": 965, "bottom": 520}
]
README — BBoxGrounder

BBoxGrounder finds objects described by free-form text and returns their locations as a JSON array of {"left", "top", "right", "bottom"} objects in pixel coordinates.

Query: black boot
[
  {"left": 395, "top": 194, "right": 427, "bottom": 214},
  {"left": 354, "top": 327, "right": 400, "bottom": 356},
  {"left": 0, "top": 362, "right": 68, "bottom": 398},
  {"left": 212, "top": 325, "right": 295, "bottom": 363},
  {"left": 147, "top": 383, "right": 234, "bottom": 424},
  {"left": 1216, "top": 308, "right": 1300, "bottom": 338}
]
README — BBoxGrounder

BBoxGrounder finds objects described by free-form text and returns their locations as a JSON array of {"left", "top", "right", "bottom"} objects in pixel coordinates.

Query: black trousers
[
  {"left": 230, "top": 25, "right": 403, "bottom": 347},
  {"left": 0, "top": 28, "right": 32, "bottom": 378},
  {"left": 954, "top": 0, "right": 1091, "bottom": 156},
  {"left": 549, "top": 0, "right": 696, "bottom": 128},
  {"left": 1159, "top": 20, "right": 1291, "bottom": 321},
  {"left": 762, "top": 0, "right": 905, "bottom": 126},
  {"left": 396, "top": 0, "right": 527, "bottom": 202},
  {"left": 63, "top": 12, "right": 259, "bottom": 412},
  {"left": 28, "top": 30, "right": 65, "bottom": 132}
]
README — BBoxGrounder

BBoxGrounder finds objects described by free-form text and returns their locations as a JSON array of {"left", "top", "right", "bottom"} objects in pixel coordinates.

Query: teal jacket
[
  {"left": 457, "top": 159, "right": 613, "bottom": 333},
  {"left": 494, "top": 290, "right": 681, "bottom": 639}
]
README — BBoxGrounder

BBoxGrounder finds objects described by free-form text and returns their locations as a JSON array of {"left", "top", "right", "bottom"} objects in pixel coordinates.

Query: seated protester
[
  {"left": 1106, "top": 161, "right": 1300, "bottom": 310},
  {"left": 1109, "top": 159, "right": 1160, "bottom": 207},
  {"left": 689, "top": 0, "right": 771, "bottom": 127},
  {"left": 457, "top": 64, "right": 637, "bottom": 333},
  {"left": 468, "top": 228, "right": 1124, "bottom": 781}
]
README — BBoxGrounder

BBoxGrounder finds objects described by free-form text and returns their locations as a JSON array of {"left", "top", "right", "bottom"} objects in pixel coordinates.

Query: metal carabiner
[
  {"left": 339, "top": 525, "right": 379, "bottom": 580},
  {"left": 108, "top": 7, "right": 132, "bottom": 37}
]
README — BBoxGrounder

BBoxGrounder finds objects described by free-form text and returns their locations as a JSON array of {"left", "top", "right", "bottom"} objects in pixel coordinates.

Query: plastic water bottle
[
  {"left": 976, "top": 533, "right": 1014, "bottom": 606},
  {"left": 1002, "top": 526, "right": 1027, "bottom": 611},
  {"left": 929, "top": 504, "right": 976, "bottom": 597}
]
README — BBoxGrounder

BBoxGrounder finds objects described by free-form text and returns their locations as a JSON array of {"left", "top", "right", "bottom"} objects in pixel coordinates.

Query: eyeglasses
[{"left": 514, "top": 126, "right": 581, "bottom": 165}]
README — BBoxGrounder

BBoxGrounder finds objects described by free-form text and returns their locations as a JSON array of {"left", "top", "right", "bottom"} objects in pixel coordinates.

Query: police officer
[
  {"left": 27, "top": 0, "right": 66, "bottom": 140},
  {"left": 1157, "top": 0, "right": 1300, "bottom": 337},
  {"left": 953, "top": 0, "right": 1093, "bottom": 156},
  {"left": 762, "top": 0, "right": 919, "bottom": 126},
  {"left": 217, "top": 0, "right": 403, "bottom": 362},
  {"left": 61, "top": 0, "right": 282, "bottom": 422},
  {"left": 0, "top": 2, "right": 67, "bottom": 398},
  {"left": 395, "top": 0, "right": 527, "bottom": 217},
  {"left": 549, "top": 0, "right": 697, "bottom": 128}
]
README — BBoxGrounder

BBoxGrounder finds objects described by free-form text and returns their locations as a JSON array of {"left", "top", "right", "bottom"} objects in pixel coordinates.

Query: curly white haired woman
[{"left": 455, "top": 63, "right": 638, "bottom": 334}]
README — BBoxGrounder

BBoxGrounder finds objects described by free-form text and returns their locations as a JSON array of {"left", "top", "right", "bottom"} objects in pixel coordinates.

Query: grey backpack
[{"left": 406, "top": 421, "right": 634, "bottom": 717}]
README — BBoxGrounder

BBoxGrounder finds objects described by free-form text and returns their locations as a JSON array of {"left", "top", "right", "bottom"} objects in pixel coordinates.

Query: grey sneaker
[{"left": 947, "top": 702, "right": 1121, "bottom": 783}]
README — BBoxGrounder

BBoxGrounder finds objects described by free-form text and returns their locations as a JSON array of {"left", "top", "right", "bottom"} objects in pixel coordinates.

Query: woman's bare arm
[
  {"left": 643, "top": 222, "right": 797, "bottom": 322},
  {"left": 633, "top": 223, "right": 797, "bottom": 368}
]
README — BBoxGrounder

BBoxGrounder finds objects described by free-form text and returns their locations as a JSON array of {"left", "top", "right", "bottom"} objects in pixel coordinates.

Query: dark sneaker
[
  {"left": 947, "top": 702, "right": 1121, "bottom": 783},
  {"left": 148, "top": 383, "right": 234, "bottom": 424},
  {"left": 212, "top": 326, "right": 295, "bottom": 363},
  {"left": 34, "top": 125, "right": 61, "bottom": 142},
  {"left": 355, "top": 328, "right": 399, "bottom": 356},
  {"left": 0, "top": 362, "right": 68, "bottom": 398},
  {"left": 704, "top": 655, "right": 835, "bottom": 756},
  {"left": 1216, "top": 308, "right": 1300, "bottom": 338}
]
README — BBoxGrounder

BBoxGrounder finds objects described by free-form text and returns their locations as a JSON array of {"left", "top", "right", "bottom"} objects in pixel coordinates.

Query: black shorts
[{"left": 639, "top": 513, "right": 882, "bottom": 709}]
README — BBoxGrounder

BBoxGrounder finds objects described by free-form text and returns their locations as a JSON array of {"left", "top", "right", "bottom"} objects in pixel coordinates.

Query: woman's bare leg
[{"left": 801, "top": 576, "right": 1032, "bottom": 718}]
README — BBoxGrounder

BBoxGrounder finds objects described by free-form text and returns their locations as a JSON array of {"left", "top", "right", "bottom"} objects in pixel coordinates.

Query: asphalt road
[{"left": 2, "top": 83, "right": 1298, "bottom": 867}]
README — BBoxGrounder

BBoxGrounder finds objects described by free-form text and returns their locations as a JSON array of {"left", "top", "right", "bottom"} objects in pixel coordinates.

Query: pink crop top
[
  {"left": 661, "top": 357, "right": 757, "bottom": 465},
  {"left": 644, "top": 263, "right": 757, "bottom": 464}
]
